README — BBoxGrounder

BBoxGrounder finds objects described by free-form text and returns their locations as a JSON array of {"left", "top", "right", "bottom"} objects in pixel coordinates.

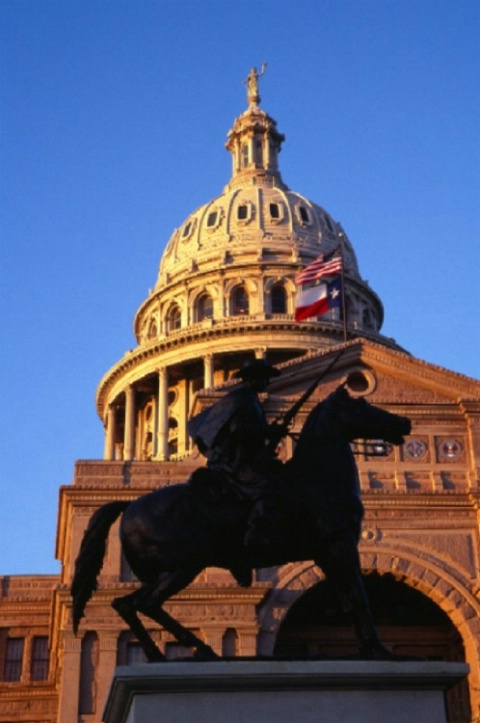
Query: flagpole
[{"left": 338, "top": 231, "right": 348, "bottom": 343}]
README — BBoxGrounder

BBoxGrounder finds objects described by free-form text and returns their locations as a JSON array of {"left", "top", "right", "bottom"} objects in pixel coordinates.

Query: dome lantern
[{"left": 225, "top": 64, "right": 286, "bottom": 191}]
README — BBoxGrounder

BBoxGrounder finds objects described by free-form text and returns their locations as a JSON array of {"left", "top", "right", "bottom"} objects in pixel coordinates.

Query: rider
[{"left": 188, "top": 358, "right": 287, "bottom": 550}]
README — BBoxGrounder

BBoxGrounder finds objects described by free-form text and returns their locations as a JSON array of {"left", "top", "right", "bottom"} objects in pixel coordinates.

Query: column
[
  {"left": 204, "top": 353, "right": 214, "bottom": 389},
  {"left": 156, "top": 367, "right": 169, "bottom": 461},
  {"left": 177, "top": 379, "right": 189, "bottom": 455},
  {"left": 124, "top": 386, "right": 135, "bottom": 460},
  {"left": 218, "top": 281, "right": 225, "bottom": 317},
  {"left": 264, "top": 130, "right": 271, "bottom": 169},
  {"left": 56, "top": 633, "right": 82, "bottom": 723},
  {"left": 104, "top": 404, "right": 116, "bottom": 460}
]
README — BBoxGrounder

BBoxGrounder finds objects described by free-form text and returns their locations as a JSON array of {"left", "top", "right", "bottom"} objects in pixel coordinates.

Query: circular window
[{"left": 344, "top": 368, "right": 376, "bottom": 395}]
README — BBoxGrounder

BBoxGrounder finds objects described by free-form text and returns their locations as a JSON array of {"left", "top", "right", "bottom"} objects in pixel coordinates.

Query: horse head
[{"left": 324, "top": 384, "right": 411, "bottom": 446}]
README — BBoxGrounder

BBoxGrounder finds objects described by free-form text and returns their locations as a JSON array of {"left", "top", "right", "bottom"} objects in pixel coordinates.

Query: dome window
[
  {"left": 207, "top": 212, "right": 218, "bottom": 228},
  {"left": 205, "top": 207, "right": 223, "bottom": 231},
  {"left": 241, "top": 144, "right": 249, "bottom": 168},
  {"left": 271, "top": 284, "right": 287, "bottom": 314},
  {"left": 268, "top": 202, "right": 284, "bottom": 223},
  {"left": 181, "top": 217, "right": 196, "bottom": 241},
  {"left": 195, "top": 293, "right": 214, "bottom": 322},
  {"left": 166, "top": 303, "right": 182, "bottom": 332},
  {"left": 296, "top": 205, "right": 312, "bottom": 226},
  {"left": 231, "top": 286, "right": 249, "bottom": 316},
  {"left": 236, "top": 201, "right": 253, "bottom": 224}
]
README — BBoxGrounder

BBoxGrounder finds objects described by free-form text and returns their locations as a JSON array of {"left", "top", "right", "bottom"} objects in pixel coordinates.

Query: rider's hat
[{"left": 233, "top": 359, "right": 281, "bottom": 380}]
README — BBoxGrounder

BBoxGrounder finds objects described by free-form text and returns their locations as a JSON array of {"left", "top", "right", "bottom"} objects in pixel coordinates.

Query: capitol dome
[{"left": 96, "top": 73, "right": 402, "bottom": 463}]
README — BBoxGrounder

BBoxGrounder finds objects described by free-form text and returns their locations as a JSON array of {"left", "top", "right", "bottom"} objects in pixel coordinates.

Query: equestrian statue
[{"left": 72, "top": 357, "right": 411, "bottom": 661}]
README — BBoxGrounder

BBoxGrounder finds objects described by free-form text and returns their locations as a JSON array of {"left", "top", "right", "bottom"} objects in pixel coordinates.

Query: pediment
[{"left": 267, "top": 340, "right": 480, "bottom": 407}]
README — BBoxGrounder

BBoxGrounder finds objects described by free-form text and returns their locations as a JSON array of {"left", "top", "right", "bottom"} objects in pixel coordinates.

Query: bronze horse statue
[{"left": 72, "top": 386, "right": 411, "bottom": 661}]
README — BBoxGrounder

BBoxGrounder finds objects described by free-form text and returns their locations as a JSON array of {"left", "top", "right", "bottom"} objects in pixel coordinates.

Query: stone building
[{"left": 1, "top": 78, "right": 479, "bottom": 723}]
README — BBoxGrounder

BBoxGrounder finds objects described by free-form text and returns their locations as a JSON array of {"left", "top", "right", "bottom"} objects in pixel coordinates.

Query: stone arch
[
  {"left": 257, "top": 561, "right": 325, "bottom": 656},
  {"left": 366, "top": 545, "right": 480, "bottom": 712},
  {"left": 224, "top": 277, "right": 259, "bottom": 298},
  {"left": 257, "top": 550, "right": 480, "bottom": 716},
  {"left": 189, "top": 284, "right": 219, "bottom": 304}
]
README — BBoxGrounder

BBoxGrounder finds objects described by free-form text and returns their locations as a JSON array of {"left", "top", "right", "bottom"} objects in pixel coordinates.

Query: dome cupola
[{"left": 225, "top": 64, "right": 286, "bottom": 191}]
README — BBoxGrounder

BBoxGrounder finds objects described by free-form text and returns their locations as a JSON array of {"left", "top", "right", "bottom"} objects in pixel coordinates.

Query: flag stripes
[{"left": 295, "top": 254, "right": 343, "bottom": 286}]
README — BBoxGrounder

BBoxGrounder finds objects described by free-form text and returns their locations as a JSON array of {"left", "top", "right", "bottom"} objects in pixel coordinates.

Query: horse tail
[{"left": 71, "top": 501, "right": 129, "bottom": 634}]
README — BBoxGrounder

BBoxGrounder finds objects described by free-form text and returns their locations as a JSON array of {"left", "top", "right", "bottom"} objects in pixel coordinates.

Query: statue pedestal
[{"left": 103, "top": 659, "right": 468, "bottom": 723}]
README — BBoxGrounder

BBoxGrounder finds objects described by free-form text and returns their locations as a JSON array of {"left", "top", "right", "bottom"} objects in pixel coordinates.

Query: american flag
[{"left": 295, "top": 253, "right": 343, "bottom": 286}]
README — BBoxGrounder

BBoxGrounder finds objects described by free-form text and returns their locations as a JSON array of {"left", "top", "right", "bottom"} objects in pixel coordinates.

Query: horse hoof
[{"left": 359, "top": 643, "right": 395, "bottom": 661}]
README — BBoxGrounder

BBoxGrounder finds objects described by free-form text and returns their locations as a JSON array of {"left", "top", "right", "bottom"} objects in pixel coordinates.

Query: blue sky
[{"left": 1, "top": 0, "right": 479, "bottom": 575}]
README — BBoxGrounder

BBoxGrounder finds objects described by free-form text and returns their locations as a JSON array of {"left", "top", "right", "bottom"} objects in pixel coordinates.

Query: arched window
[
  {"left": 231, "top": 286, "right": 249, "bottom": 316},
  {"left": 147, "top": 317, "right": 157, "bottom": 339},
  {"left": 195, "top": 293, "right": 213, "bottom": 322},
  {"left": 362, "top": 308, "right": 374, "bottom": 330},
  {"left": 271, "top": 284, "right": 287, "bottom": 314},
  {"left": 222, "top": 628, "right": 239, "bottom": 657},
  {"left": 166, "top": 303, "right": 181, "bottom": 332}
]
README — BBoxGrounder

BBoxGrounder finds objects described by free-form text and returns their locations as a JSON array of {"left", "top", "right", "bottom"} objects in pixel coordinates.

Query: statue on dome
[{"left": 243, "top": 62, "right": 267, "bottom": 105}]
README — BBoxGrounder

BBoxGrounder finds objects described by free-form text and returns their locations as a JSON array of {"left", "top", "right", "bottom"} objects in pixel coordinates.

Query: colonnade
[
  {"left": 103, "top": 350, "right": 254, "bottom": 462},
  {"left": 104, "top": 365, "right": 177, "bottom": 462}
]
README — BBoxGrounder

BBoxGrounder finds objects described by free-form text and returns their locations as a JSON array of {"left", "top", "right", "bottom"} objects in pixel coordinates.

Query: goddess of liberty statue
[{"left": 243, "top": 63, "right": 267, "bottom": 105}]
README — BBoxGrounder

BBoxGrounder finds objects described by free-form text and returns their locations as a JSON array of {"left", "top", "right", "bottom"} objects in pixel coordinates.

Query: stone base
[{"left": 103, "top": 659, "right": 469, "bottom": 723}]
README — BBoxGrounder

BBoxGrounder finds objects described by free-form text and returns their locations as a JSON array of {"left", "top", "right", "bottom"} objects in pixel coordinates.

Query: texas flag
[{"left": 295, "top": 278, "right": 342, "bottom": 321}]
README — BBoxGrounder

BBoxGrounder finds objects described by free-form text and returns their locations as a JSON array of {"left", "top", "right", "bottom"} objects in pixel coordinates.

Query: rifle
[{"left": 275, "top": 349, "right": 346, "bottom": 432}]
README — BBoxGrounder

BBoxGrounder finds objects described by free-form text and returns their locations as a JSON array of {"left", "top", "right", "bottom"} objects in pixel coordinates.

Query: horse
[{"left": 71, "top": 385, "right": 411, "bottom": 661}]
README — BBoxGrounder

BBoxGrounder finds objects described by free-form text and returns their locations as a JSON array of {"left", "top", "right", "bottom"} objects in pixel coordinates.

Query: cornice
[
  {"left": 55, "top": 583, "right": 270, "bottom": 607},
  {"left": 96, "top": 321, "right": 400, "bottom": 416},
  {"left": 362, "top": 491, "right": 476, "bottom": 509}
]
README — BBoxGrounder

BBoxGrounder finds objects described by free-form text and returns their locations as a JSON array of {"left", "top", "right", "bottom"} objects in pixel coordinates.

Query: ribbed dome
[{"left": 157, "top": 102, "right": 361, "bottom": 288}]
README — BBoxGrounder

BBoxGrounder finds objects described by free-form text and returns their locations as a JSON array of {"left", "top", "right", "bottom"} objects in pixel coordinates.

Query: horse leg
[
  {"left": 112, "top": 589, "right": 165, "bottom": 662},
  {"left": 316, "top": 532, "right": 392, "bottom": 660},
  {"left": 134, "top": 569, "right": 218, "bottom": 660}
]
